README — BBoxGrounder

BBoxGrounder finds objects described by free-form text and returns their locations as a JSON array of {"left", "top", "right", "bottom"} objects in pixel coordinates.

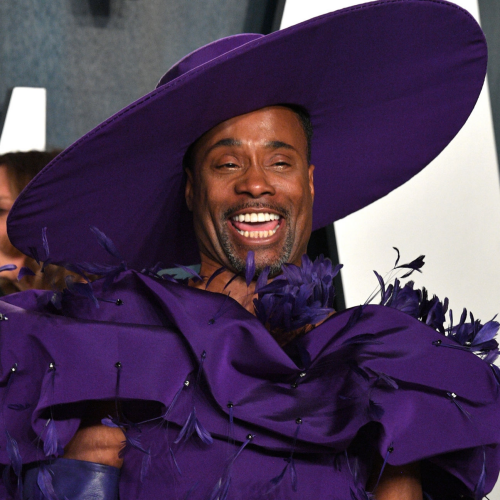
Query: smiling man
[
  {"left": 2, "top": 2, "right": 500, "bottom": 500},
  {"left": 185, "top": 106, "right": 314, "bottom": 280}
]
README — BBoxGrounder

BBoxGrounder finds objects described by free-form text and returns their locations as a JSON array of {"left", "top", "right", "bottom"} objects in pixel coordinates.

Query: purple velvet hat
[{"left": 7, "top": 0, "right": 487, "bottom": 270}]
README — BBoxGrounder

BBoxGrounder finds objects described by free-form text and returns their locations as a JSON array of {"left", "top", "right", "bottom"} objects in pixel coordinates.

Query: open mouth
[{"left": 229, "top": 212, "right": 282, "bottom": 239}]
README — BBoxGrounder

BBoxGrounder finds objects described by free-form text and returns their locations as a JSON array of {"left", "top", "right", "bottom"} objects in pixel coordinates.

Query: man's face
[{"left": 185, "top": 106, "right": 314, "bottom": 276}]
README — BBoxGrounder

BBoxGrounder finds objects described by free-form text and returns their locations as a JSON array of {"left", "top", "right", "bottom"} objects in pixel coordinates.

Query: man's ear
[
  {"left": 308, "top": 164, "right": 315, "bottom": 201},
  {"left": 185, "top": 168, "right": 194, "bottom": 211}
]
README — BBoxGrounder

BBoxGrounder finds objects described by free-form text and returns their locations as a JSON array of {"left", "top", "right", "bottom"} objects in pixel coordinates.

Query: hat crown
[{"left": 157, "top": 33, "right": 263, "bottom": 87}]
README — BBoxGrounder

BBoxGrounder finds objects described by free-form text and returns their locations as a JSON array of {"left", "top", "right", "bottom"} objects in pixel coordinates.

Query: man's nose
[{"left": 234, "top": 165, "right": 276, "bottom": 198}]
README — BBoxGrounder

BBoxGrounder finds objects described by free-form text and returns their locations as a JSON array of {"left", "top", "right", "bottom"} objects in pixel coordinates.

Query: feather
[
  {"left": 475, "top": 448, "right": 486, "bottom": 500},
  {"left": 101, "top": 417, "right": 121, "bottom": 428},
  {"left": 7, "top": 403, "right": 31, "bottom": 411},
  {"left": 373, "top": 444, "right": 393, "bottom": 491},
  {"left": 194, "top": 416, "right": 213, "bottom": 445},
  {"left": 65, "top": 276, "right": 99, "bottom": 308},
  {"left": 223, "top": 272, "right": 241, "bottom": 290},
  {"left": 0, "top": 264, "right": 17, "bottom": 273},
  {"left": 367, "top": 400, "right": 384, "bottom": 420},
  {"left": 245, "top": 250, "right": 255, "bottom": 286},
  {"left": 473, "top": 320, "right": 499, "bottom": 347},
  {"left": 169, "top": 447, "right": 182, "bottom": 475},
  {"left": 174, "top": 408, "right": 213, "bottom": 445},
  {"left": 37, "top": 465, "right": 58, "bottom": 500},
  {"left": 269, "top": 463, "right": 288, "bottom": 487},
  {"left": 254, "top": 266, "right": 270, "bottom": 293},
  {"left": 5, "top": 430, "right": 22, "bottom": 477},
  {"left": 17, "top": 266, "right": 36, "bottom": 280},
  {"left": 174, "top": 263, "right": 203, "bottom": 282},
  {"left": 290, "top": 458, "right": 297, "bottom": 492},
  {"left": 28, "top": 246, "right": 40, "bottom": 264},
  {"left": 90, "top": 226, "right": 123, "bottom": 260},
  {"left": 43, "top": 419, "right": 62, "bottom": 457},
  {"left": 489, "top": 363, "right": 500, "bottom": 385},
  {"left": 140, "top": 448, "right": 151, "bottom": 483},
  {"left": 119, "top": 434, "right": 148, "bottom": 458},
  {"left": 393, "top": 247, "right": 401, "bottom": 267},
  {"left": 372, "top": 370, "right": 399, "bottom": 390},
  {"left": 205, "top": 266, "right": 227, "bottom": 289},
  {"left": 342, "top": 333, "right": 383, "bottom": 346},
  {"left": 348, "top": 360, "right": 370, "bottom": 381},
  {"left": 163, "top": 384, "right": 185, "bottom": 421},
  {"left": 2, "top": 465, "right": 16, "bottom": 498},
  {"left": 42, "top": 227, "right": 50, "bottom": 260},
  {"left": 447, "top": 392, "right": 472, "bottom": 421}
]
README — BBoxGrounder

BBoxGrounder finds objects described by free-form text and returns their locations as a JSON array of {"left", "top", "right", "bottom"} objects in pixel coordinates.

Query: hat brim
[{"left": 7, "top": 0, "right": 487, "bottom": 269}]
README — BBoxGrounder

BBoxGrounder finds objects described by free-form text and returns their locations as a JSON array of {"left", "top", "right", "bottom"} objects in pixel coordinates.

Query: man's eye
[
  {"left": 272, "top": 161, "right": 290, "bottom": 168},
  {"left": 216, "top": 163, "right": 239, "bottom": 169}
]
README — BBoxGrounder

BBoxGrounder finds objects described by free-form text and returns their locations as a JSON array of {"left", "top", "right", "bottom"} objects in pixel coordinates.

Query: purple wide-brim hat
[{"left": 7, "top": 0, "right": 487, "bottom": 269}]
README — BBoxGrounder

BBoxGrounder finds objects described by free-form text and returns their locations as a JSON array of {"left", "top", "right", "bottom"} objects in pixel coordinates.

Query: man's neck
[{"left": 188, "top": 258, "right": 260, "bottom": 316}]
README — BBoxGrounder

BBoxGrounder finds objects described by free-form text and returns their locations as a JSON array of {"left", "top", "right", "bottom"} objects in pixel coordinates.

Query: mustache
[{"left": 222, "top": 202, "right": 290, "bottom": 220}]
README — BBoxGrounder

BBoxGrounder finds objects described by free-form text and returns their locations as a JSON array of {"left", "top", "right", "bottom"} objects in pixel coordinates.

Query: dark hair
[
  {"left": 0, "top": 150, "right": 61, "bottom": 196},
  {"left": 183, "top": 104, "right": 313, "bottom": 171}
]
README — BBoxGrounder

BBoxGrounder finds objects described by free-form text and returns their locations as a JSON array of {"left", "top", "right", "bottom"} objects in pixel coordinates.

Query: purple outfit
[{"left": 1, "top": 270, "right": 499, "bottom": 498}]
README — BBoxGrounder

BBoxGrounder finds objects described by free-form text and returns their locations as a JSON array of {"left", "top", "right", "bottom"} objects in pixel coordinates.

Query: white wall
[
  {"left": 0, "top": 87, "right": 46, "bottom": 153},
  {"left": 282, "top": 1, "right": 500, "bottom": 497}
]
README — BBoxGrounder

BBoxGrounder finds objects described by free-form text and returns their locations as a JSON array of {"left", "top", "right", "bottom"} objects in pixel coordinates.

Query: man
[{"left": 1, "top": 2, "right": 500, "bottom": 499}]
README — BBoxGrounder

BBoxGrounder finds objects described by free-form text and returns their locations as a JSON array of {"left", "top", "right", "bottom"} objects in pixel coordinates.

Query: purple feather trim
[
  {"left": 169, "top": 447, "right": 182, "bottom": 475},
  {"left": 119, "top": 433, "right": 148, "bottom": 459},
  {"left": 65, "top": 276, "right": 99, "bottom": 308},
  {"left": 174, "top": 263, "right": 203, "bottom": 282},
  {"left": 342, "top": 333, "right": 383, "bottom": 346},
  {"left": 140, "top": 447, "right": 152, "bottom": 483},
  {"left": 367, "top": 400, "right": 384, "bottom": 420},
  {"left": 245, "top": 250, "right": 255, "bottom": 287},
  {"left": 43, "top": 419, "right": 63, "bottom": 457},
  {"left": 5, "top": 430, "right": 22, "bottom": 477},
  {"left": 90, "top": 226, "right": 123, "bottom": 261},
  {"left": 474, "top": 448, "right": 486, "bottom": 500},
  {"left": 447, "top": 392, "right": 472, "bottom": 421},
  {"left": 7, "top": 403, "right": 31, "bottom": 411},
  {"left": 174, "top": 408, "right": 213, "bottom": 445},
  {"left": 17, "top": 266, "right": 36, "bottom": 281},
  {"left": 42, "top": 227, "right": 50, "bottom": 260},
  {"left": 37, "top": 465, "right": 58, "bottom": 500},
  {"left": 205, "top": 266, "right": 227, "bottom": 289},
  {"left": 0, "top": 264, "right": 17, "bottom": 273}
]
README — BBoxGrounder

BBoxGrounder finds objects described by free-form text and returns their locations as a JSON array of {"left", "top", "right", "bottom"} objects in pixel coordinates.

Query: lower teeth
[{"left": 237, "top": 226, "right": 279, "bottom": 238}]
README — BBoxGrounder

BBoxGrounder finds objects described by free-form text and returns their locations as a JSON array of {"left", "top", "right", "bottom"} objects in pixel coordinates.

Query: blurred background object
[{"left": 0, "top": 150, "right": 62, "bottom": 294}]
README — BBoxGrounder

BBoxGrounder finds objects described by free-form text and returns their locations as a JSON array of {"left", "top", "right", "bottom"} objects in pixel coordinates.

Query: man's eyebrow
[
  {"left": 264, "top": 140, "right": 296, "bottom": 152},
  {"left": 205, "top": 138, "right": 242, "bottom": 155}
]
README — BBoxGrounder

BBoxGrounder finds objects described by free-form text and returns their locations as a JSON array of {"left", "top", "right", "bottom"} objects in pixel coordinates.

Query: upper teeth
[{"left": 232, "top": 213, "right": 280, "bottom": 222}]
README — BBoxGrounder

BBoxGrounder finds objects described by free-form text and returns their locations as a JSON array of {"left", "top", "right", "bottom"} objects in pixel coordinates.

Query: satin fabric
[{"left": 0, "top": 270, "right": 499, "bottom": 499}]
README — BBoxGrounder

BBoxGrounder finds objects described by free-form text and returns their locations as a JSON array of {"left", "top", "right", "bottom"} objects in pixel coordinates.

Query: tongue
[{"left": 232, "top": 220, "right": 279, "bottom": 232}]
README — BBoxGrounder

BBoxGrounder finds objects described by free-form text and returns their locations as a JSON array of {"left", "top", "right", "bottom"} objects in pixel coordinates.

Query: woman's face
[{"left": 0, "top": 165, "right": 25, "bottom": 280}]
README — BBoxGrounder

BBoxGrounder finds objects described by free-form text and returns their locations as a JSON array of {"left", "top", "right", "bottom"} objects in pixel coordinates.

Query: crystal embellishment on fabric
[
  {"left": 184, "top": 380, "right": 190, "bottom": 387},
  {"left": 115, "top": 299, "right": 123, "bottom": 305},
  {"left": 0, "top": 314, "right": 8, "bottom": 321},
  {"left": 295, "top": 418, "right": 302, "bottom": 424},
  {"left": 299, "top": 372, "right": 306, "bottom": 378},
  {"left": 115, "top": 362, "right": 122, "bottom": 369},
  {"left": 48, "top": 362, "right": 55, "bottom": 371},
  {"left": 388, "top": 446, "right": 394, "bottom": 453},
  {"left": 10, "top": 364, "right": 17, "bottom": 373},
  {"left": 450, "top": 392, "right": 457, "bottom": 399},
  {"left": 291, "top": 382, "right": 298, "bottom": 389},
  {"left": 246, "top": 434, "right": 254, "bottom": 441},
  {"left": 432, "top": 340, "right": 442, "bottom": 346},
  {"left": 227, "top": 402, "right": 233, "bottom": 408}
]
